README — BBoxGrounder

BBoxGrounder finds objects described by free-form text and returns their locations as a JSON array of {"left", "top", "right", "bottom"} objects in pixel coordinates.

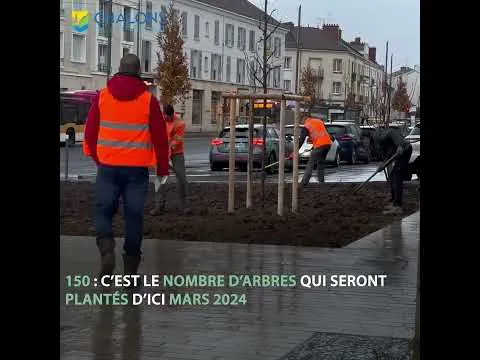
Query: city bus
[{"left": 60, "top": 90, "right": 98, "bottom": 145}]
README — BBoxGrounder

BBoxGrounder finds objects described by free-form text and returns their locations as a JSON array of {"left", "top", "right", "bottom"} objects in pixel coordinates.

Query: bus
[{"left": 60, "top": 90, "right": 98, "bottom": 145}]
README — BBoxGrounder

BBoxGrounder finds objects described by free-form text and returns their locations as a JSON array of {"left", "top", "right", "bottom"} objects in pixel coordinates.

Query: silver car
[{"left": 284, "top": 125, "right": 341, "bottom": 167}]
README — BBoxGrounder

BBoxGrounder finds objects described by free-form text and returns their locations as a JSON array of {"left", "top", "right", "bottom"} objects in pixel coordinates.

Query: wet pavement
[{"left": 60, "top": 211, "right": 419, "bottom": 360}]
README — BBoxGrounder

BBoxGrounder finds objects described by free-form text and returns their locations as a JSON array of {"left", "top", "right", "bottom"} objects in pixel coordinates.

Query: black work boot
[
  {"left": 97, "top": 237, "right": 115, "bottom": 284},
  {"left": 123, "top": 254, "right": 142, "bottom": 289}
]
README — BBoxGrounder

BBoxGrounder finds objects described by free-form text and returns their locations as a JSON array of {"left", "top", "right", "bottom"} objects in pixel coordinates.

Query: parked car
[
  {"left": 284, "top": 125, "right": 341, "bottom": 167},
  {"left": 387, "top": 122, "right": 410, "bottom": 137},
  {"left": 325, "top": 122, "right": 370, "bottom": 164},
  {"left": 360, "top": 125, "right": 382, "bottom": 161},
  {"left": 405, "top": 122, "right": 420, "bottom": 163},
  {"left": 209, "top": 124, "right": 286, "bottom": 173}
]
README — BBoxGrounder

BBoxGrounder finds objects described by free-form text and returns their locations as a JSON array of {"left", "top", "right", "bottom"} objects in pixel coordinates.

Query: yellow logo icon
[{"left": 72, "top": 10, "right": 89, "bottom": 32}]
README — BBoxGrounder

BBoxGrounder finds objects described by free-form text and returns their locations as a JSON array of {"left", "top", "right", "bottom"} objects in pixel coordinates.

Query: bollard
[{"left": 65, "top": 133, "right": 70, "bottom": 180}]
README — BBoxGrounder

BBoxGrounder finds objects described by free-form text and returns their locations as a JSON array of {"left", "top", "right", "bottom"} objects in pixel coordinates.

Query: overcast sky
[{"left": 249, "top": 0, "right": 419, "bottom": 70}]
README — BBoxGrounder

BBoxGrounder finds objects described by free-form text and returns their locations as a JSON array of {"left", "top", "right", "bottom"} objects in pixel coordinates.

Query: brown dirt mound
[{"left": 60, "top": 182, "right": 419, "bottom": 247}]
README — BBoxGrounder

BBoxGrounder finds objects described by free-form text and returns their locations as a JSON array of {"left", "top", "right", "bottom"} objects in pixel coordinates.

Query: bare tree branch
[{"left": 266, "top": 22, "right": 281, "bottom": 40}]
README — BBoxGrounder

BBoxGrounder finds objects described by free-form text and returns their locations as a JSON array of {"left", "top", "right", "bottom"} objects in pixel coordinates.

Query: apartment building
[
  {"left": 391, "top": 65, "right": 420, "bottom": 108},
  {"left": 282, "top": 24, "right": 384, "bottom": 118},
  {"left": 60, "top": 0, "right": 289, "bottom": 132}
]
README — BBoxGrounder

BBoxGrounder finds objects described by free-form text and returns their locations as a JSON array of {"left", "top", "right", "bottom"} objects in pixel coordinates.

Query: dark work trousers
[
  {"left": 301, "top": 145, "right": 331, "bottom": 185},
  {"left": 95, "top": 165, "right": 149, "bottom": 256},
  {"left": 156, "top": 153, "right": 188, "bottom": 206},
  {"left": 390, "top": 145, "right": 412, "bottom": 207}
]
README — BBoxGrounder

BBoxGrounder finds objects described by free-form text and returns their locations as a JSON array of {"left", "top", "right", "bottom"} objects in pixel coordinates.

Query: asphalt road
[{"left": 60, "top": 136, "right": 415, "bottom": 183}]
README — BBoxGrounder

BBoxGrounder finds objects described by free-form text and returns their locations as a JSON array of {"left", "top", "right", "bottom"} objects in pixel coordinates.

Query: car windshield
[
  {"left": 219, "top": 128, "right": 261, "bottom": 138},
  {"left": 410, "top": 125, "right": 420, "bottom": 136},
  {"left": 325, "top": 125, "right": 346, "bottom": 136}
]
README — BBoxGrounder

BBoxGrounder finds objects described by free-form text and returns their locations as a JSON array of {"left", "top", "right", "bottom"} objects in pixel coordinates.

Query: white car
[
  {"left": 405, "top": 123, "right": 420, "bottom": 163},
  {"left": 285, "top": 125, "right": 341, "bottom": 167}
]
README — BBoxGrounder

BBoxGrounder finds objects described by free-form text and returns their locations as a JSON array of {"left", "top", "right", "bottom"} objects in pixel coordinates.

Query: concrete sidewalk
[{"left": 60, "top": 211, "right": 419, "bottom": 359}]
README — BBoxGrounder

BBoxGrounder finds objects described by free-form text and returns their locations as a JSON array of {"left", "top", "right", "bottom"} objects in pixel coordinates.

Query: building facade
[
  {"left": 391, "top": 66, "right": 420, "bottom": 108},
  {"left": 282, "top": 24, "right": 384, "bottom": 120},
  {"left": 60, "top": 0, "right": 288, "bottom": 132}
]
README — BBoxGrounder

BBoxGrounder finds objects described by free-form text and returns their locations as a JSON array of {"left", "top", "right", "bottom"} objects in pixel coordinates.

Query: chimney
[
  {"left": 368, "top": 47, "right": 376, "bottom": 62},
  {"left": 322, "top": 24, "right": 342, "bottom": 40},
  {"left": 355, "top": 37, "right": 361, "bottom": 43}
]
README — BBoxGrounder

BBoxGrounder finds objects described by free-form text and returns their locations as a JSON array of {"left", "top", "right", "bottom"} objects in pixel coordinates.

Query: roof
[
  {"left": 391, "top": 66, "right": 416, "bottom": 78},
  {"left": 194, "top": 0, "right": 285, "bottom": 28},
  {"left": 285, "top": 26, "right": 346, "bottom": 52},
  {"left": 285, "top": 26, "right": 380, "bottom": 66}
]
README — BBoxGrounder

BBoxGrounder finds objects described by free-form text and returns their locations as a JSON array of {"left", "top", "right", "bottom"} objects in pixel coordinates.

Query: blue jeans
[{"left": 95, "top": 165, "right": 149, "bottom": 256}]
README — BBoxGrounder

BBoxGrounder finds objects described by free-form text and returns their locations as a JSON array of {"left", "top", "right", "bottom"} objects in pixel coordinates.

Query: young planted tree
[
  {"left": 391, "top": 76, "right": 411, "bottom": 113},
  {"left": 242, "top": 0, "right": 282, "bottom": 207},
  {"left": 155, "top": 1, "right": 191, "bottom": 106}
]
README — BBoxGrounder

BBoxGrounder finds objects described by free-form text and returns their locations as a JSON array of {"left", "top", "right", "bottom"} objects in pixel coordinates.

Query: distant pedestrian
[
  {"left": 83, "top": 54, "right": 169, "bottom": 279},
  {"left": 299, "top": 117, "right": 333, "bottom": 186},
  {"left": 375, "top": 128, "right": 412, "bottom": 215},
  {"left": 150, "top": 104, "right": 189, "bottom": 215}
]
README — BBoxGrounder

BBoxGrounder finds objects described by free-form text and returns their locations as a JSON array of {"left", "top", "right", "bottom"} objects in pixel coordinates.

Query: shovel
[{"left": 352, "top": 154, "right": 398, "bottom": 194}]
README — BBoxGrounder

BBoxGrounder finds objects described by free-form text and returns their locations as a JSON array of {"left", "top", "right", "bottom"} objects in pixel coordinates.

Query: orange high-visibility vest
[
  {"left": 166, "top": 113, "right": 185, "bottom": 156},
  {"left": 84, "top": 88, "right": 156, "bottom": 167},
  {"left": 304, "top": 117, "right": 332, "bottom": 148}
]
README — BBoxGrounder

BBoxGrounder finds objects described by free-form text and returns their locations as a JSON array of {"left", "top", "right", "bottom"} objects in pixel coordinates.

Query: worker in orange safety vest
[
  {"left": 150, "top": 104, "right": 189, "bottom": 215},
  {"left": 83, "top": 54, "right": 169, "bottom": 280},
  {"left": 299, "top": 117, "right": 333, "bottom": 186}
]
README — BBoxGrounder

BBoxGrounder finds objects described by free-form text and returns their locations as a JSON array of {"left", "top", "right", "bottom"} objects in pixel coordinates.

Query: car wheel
[
  {"left": 266, "top": 152, "right": 277, "bottom": 174},
  {"left": 348, "top": 147, "right": 357, "bottom": 165}
]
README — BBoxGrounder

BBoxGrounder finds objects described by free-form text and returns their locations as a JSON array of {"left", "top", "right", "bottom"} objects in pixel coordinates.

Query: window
[
  {"left": 123, "top": 47, "right": 129, "bottom": 57},
  {"left": 226, "top": 56, "right": 231, "bottom": 82},
  {"left": 284, "top": 80, "right": 291, "bottom": 92},
  {"left": 225, "top": 24, "right": 234, "bottom": 48},
  {"left": 236, "top": 59, "right": 245, "bottom": 84},
  {"left": 181, "top": 12, "right": 187, "bottom": 36},
  {"left": 160, "top": 6, "right": 167, "bottom": 32},
  {"left": 124, "top": 7, "right": 134, "bottom": 41},
  {"left": 60, "top": 32, "right": 64, "bottom": 60},
  {"left": 73, "top": 0, "right": 85, "bottom": 10},
  {"left": 71, "top": 33, "right": 86, "bottom": 62},
  {"left": 333, "top": 59, "right": 342, "bottom": 73},
  {"left": 237, "top": 27, "right": 246, "bottom": 50},
  {"left": 205, "top": 22, "right": 209, "bottom": 37},
  {"left": 98, "top": 0, "right": 109, "bottom": 37},
  {"left": 142, "top": 40, "right": 151, "bottom": 72},
  {"left": 97, "top": 43, "right": 108, "bottom": 72},
  {"left": 284, "top": 57, "right": 292, "bottom": 69},
  {"left": 211, "top": 54, "right": 222, "bottom": 81},
  {"left": 190, "top": 50, "right": 202, "bottom": 79},
  {"left": 145, "top": 1, "right": 153, "bottom": 30},
  {"left": 214, "top": 20, "right": 220, "bottom": 45},
  {"left": 266, "top": 37, "right": 272, "bottom": 51},
  {"left": 274, "top": 37, "right": 281, "bottom": 58},
  {"left": 273, "top": 67, "right": 281, "bottom": 88},
  {"left": 249, "top": 30, "right": 255, "bottom": 52},
  {"left": 249, "top": 60, "right": 255, "bottom": 85},
  {"left": 332, "top": 81, "right": 342, "bottom": 95},
  {"left": 194, "top": 15, "right": 200, "bottom": 40},
  {"left": 60, "top": 0, "right": 65, "bottom": 17},
  {"left": 204, "top": 56, "right": 209, "bottom": 72}
]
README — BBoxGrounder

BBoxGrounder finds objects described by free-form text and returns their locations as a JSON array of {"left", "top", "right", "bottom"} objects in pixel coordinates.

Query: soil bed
[{"left": 60, "top": 182, "right": 419, "bottom": 247}]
